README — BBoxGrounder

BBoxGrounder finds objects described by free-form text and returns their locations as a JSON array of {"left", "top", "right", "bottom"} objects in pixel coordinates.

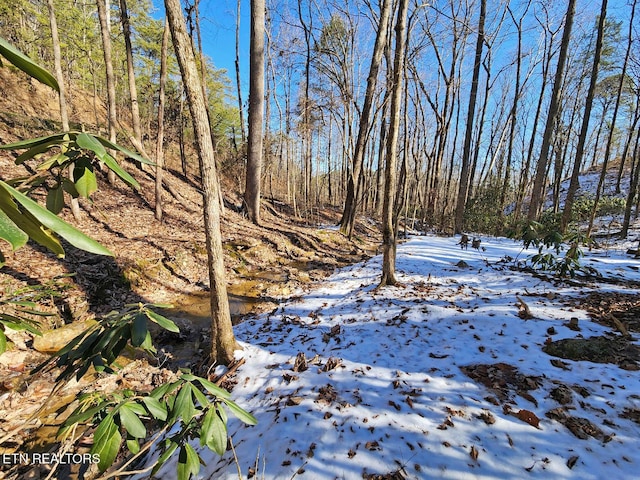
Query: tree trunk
[
  {"left": 380, "top": 0, "right": 409, "bottom": 287},
  {"left": 245, "top": 0, "right": 265, "bottom": 225},
  {"left": 586, "top": 0, "right": 634, "bottom": 234},
  {"left": 454, "top": 0, "right": 486, "bottom": 234},
  {"left": 119, "top": 0, "right": 143, "bottom": 160},
  {"left": 155, "top": 19, "right": 170, "bottom": 222},
  {"left": 528, "top": 0, "right": 576, "bottom": 220},
  {"left": 339, "top": 0, "right": 392, "bottom": 238},
  {"left": 96, "top": 0, "right": 118, "bottom": 185},
  {"left": 562, "top": 0, "right": 607, "bottom": 233},
  {"left": 47, "top": 0, "right": 81, "bottom": 220},
  {"left": 165, "top": 0, "right": 239, "bottom": 365},
  {"left": 622, "top": 123, "right": 640, "bottom": 237},
  {"left": 235, "top": 0, "right": 246, "bottom": 144}
]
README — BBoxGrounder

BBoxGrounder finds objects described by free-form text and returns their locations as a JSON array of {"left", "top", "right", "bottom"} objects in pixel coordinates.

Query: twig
[
  {"left": 213, "top": 358, "right": 246, "bottom": 385},
  {"left": 230, "top": 437, "right": 244, "bottom": 480}
]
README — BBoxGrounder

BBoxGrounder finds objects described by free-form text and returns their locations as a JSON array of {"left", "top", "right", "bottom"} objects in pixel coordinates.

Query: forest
[{"left": 0, "top": 0, "right": 640, "bottom": 479}]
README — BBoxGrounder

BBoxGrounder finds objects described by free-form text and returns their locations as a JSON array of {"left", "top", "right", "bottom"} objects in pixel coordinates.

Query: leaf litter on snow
[{"left": 145, "top": 235, "right": 640, "bottom": 480}]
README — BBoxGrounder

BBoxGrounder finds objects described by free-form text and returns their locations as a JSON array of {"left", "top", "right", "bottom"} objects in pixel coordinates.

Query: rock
[{"left": 33, "top": 320, "right": 97, "bottom": 354}]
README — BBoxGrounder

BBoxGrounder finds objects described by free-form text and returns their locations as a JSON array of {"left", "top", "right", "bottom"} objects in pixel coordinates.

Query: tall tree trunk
[
  {"left": 235, "top": 0, "right": 246, "bottom": 144},
  {"left": 528, "top": 0, "right": 576, "bottom": 220},
  {"left": 562, "top": 0, "right": 607, "bottom": 233},
  {"left": 454, "top": 0, "right": 486, "bottom": 234},
  {"left": 96, "top": 0, "right": 117, "bottom": 185},
  {"left": 193, "top": 0, "right": 208, "bottom": 102},
  {"left": 514, "top": 15, "right": 556, "bottom": 222},
  {"left": 587, "top": 0, "right": 634, "bottom": 233},
  {"left": 155, "top": 20, "right": 170, "bottom": 222},
  {"left": 339, "top": 0, "right": 393, "bottom": 238},
  {"left": 297, "top": 0, "right": 313, "bottom": 207},
  {"left": 380, "top": 0, "right": 409, "bottom": 287},
  {"left": 622, "top": 123, "right": 640, "bottom": 237},
  {"left": 47, "top": 0, "right": 81, "bottom": 220},
  {"left": 245, "top": 0, "right": 265, "bottom": 225},
  {"left": 119, "top": 0, "right": 143, "bottom": 156},
  {"left": 501, "top": 2, "right": 530, "bottom": 217},
  {"left": 165, "top": 0, "right": 239, "bottom": 365}
]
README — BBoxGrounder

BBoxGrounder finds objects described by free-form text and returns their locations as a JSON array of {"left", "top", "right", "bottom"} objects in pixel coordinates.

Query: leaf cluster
[
  {"left": 60, "top": 371, "right": 256, "bottom": 478},
  {"left": 31, "top": 303, "right": 179, "bottom": 382},
  {"left": 0, "top": 276, "right": 70, "bottom": 353},
  {"left": 31, "top": 302, "right": 256, "bottom": 478},
  {"left": 0, "top": 36, "right": 152, "bottom": 266},
  {"left": 508, "top": 219, "right": 597, "bottom": 278},
  {"left": 0, "top": 131, "right": 153, "bottom": 265}
]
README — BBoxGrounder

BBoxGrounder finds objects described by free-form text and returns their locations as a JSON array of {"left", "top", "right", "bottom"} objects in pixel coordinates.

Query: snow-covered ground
[{"left": 159, "top": 234, "right": 640, "bottom": 479}]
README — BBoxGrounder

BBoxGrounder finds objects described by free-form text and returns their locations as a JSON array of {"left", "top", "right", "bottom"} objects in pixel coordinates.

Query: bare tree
[
  {"left": 245, "top": 0, "right": 265, "bottom": 225},
  {"left": 165, "top": 0, "right": 239, "bottom": 365},
  {"left": 380, "top": 0, "right": 409, "bottom": 287},
  {"left": 528, "top": 0, "right": 576, "bottom": 220},
  {"left": 95, "top": 0, "right": 118, "bottom": 185},
  {"left": 119, "top": 0, "right": 143, "bottom": 157},
  {"left": 454, "top": 0, "right": 486, "bottom": 234},
  {"left": 586, "top": 0, "right": 635, "bottom": 234},
  {"left": 562, "top": 0, "right": 608, "bottom": 233},
  {"left": 235, "top": 0, "right": 246, "bottom": 143},
  {"left": 155, "top": 20, "right": 170, "bottom": 222},
  {"left": 46, "top": 0, "right": 80, "bottom": 220},
  {"left": 339, "top": 0, "right": 393, "bottom": 238}
]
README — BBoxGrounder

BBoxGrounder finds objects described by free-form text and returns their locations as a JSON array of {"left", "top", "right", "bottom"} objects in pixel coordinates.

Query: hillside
[{"left": 0, "top": 66, "right": 378, "bottom": 318}]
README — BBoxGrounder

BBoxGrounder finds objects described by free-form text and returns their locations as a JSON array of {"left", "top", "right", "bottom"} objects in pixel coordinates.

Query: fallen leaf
[
  {"left": 388, "top": 400, "right": 401, "bottom": 411},
  {"left": 516, "top": 409, "right": 540, "bottom": 428},
  {"left": 286, "top": 396, "right": 303, "bottom": 406},
  {"left": 477, "top": 410, "right": 496, "bottom": 425},
  {"left": 293, "top": 352, "right": 308, "bottom": 372},
  {"left": 470, "top": 445, "right": 479, "bottom": 461},
  {"left": 567, "top": 455, "right": 579, "bottom": 469}
]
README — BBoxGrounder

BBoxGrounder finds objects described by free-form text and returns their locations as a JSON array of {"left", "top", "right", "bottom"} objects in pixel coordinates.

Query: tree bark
[
  {"left": 119, "top": 0, "right": 143, "bottom": 152},
  {"left": 339, "top": 0, "right": 393, "bottom": 238},
  {"left": 245, "top": 0, "right": 265, "bottom": 225},
  {"left": 96, "top": 0, "right": 118, "bottom": 185},
  {"left": 380, "top": 0, "right": 409, "bottom": 287},
  {"left": 528, "top": 0, "right": 576, "bottom": 220},
  {"left": 47, "top": 0, "right": 81, "bottom": 220},
  {"left": 562, "top": 0, "right": 607, "bottom": 233},
  {"left": 235, "top": 0, "right": 246, "bottom": 144},
  {"left": 155, "top": 19, "right": 170, "bottom": 222},
  {"left": 454, "top": 0, "right": 486, "bottom": 234},
  {"left": 165, "top": 0, "right": 239, "bottom": 365}
]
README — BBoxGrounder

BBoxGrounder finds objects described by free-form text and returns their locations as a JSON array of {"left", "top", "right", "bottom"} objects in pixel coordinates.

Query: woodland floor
[
  {"left": 1, "top": 67, "right": 640, "bottom": 479},
  {"left": 0, "top": 68, "right": 380, "bottom": 478}
]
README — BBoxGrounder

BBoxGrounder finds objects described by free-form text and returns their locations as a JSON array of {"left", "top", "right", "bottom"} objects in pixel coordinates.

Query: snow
[{"left": 156, "top": 234, "right": 640, "bottom": 479}]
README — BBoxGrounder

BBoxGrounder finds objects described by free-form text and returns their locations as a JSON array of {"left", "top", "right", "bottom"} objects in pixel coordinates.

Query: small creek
[{"left": 159, "top": 271, "right": 297, "bottom": 368}]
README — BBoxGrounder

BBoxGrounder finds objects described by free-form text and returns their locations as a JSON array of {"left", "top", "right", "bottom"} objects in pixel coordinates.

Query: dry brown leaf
[
  {"left": 516, "top": 409, "right": 540, "bottom": 428},
  {"left": 567, "top": 455, "right": 579, "bottom": 469},
  {"left": 470, "top": 445, "right": 479, "bottom": 461}
]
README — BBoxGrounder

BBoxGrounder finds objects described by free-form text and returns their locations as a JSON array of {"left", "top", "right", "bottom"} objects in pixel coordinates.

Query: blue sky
[{"left": 151, "top": 0, "right": 251, "bottom": 90}]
